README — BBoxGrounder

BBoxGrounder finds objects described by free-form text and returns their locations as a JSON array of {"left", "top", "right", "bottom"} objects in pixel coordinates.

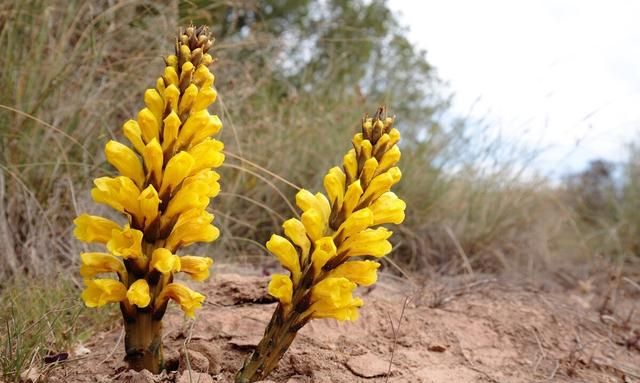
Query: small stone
[
  {"left": 180, "top": 349, "right": 210, "bottom": 373},
  {"left": 428, "top": 344, "right": 447, "bottom": 353},
  {"left": 346, "top": 353, "right": 389, "bottom": 378},
  {"left": 178, "top": 371, "right": 213, "bottom": 383},
  {"left": 117, "top": 370, "right": 155, "bottom": 383},
  {"left": 73, "top": 344, "right": 92, "bottom": 357}
]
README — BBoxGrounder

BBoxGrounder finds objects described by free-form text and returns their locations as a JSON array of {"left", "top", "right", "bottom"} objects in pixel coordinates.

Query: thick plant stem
[
  {"left": 124, "top": 311, "right": 164, "bottom": 373},
  {"left": 235, "top": 305, "right": 301, "bottom": 383}
]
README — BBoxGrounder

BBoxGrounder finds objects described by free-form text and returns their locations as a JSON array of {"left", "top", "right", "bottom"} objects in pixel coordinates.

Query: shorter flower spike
[{"left": 235, "top": 107, "right": 406, "bottom": 383}]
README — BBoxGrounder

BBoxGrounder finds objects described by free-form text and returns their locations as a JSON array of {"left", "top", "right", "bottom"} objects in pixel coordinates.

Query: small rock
[
  {"left": 178, "top": 371, "right": 213, "bottom": 383},
  {"left": 180, "top": 349, "right": 209, "bottom": 373},
  {"left": 73, "top": 344, "right": 92, "bottom": 357},
  {"left": 346, "top": 353, "right": 389, "bottom": 378},
  {"left": 189, "top": 341, "right": 223, "bottom": 374},
  {"left": 117, "top": 370, "right": 155, "bottom": 383}
]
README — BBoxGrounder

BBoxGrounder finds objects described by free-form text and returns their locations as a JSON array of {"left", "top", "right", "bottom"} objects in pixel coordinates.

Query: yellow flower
[
  {"left": 91, "top": 176, "right": 141, "bottom": 220},
  {"left": 127, "top": 279, "right": 151, "bottom": 308},
  {"left": 79, "top": 252, "right": 126, "bottom": 278},
  {"left": 142, "top": 139, "right": 163, "bottom": 186},
  {"left": 156, "top": 282, "right": 205, "bottom": 318},
  {"left": 180, "top": 255, "right": 213, "bottom": 281},
  {"left": 266, "top": 235, "right": 301, "bottom": 283},
  {"left": 123, "top": 120, "right": 145, "bottom": 154},
  {"left": 301, "top": 209, "right": 326, "bottom": 242},
  {"left": 268, "top": 274, "right": 293, "bottom": 305},
  {"left": 163, "top": 180, "right": 210, "bottom": 218},
  {"left": 308, "top": 277, "right": 362, "bottom": 321},
  {"left": 137, "top": 107, "right": 160, "bottom": 144},
  {"left": 150, "top": 248, "right": 180, "bottom": 274},
  {"left": 339, "top": 227, "right": 392, "bottom": 258},
  {"left": 82, "top": 279, "right": 127, "bottom": 308},
  {"left": 165, "top": 209, "right": 219, "bottom": 251},
  {"left": 336, "top": 208, "right": 374, "bottom": 239},
  {"left": 73, "top": 214, "right": 120, "bottom": 244},
  {"left": 107, "top": 227, "right": 144, "bottom": 259},
  {"left": 282, "top": 218, "right": 310, "bottom": 260},
  {"left": 187, "top": 138, "right": 225, "bottom": 174},
  {"left": 296, "top": 190, "right": 331, "bottom": 222},
  {"left": 161, "top": 112, "right": 181, "bottom": 152},
  {"left": 183, "top": 170, "right": 221, "bottom": 198},
  {"left": 311, "top": 237, "right": 337, "bottom": 271},
  {"left": 159, "top": 151, "right": 194, "bottom": 196},
  {"left": 369, "top": 192, "right": 406, "bottom": 225},
  {"left": 104, "top": 140, "right": 145, "bottom": 187},
  {"left": 138, "top": 185, "right": 160, "bottom": 227},
  {"left": 328, "top": 260, "right": 380, "bottom": 286},
  {"left": 323, "top": 167, "right": 346, "bottom": 209}
]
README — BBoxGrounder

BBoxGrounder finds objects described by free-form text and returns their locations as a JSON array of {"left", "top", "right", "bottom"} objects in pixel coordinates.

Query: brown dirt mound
[{"left": 45, "top": 270, "right": 639, "bottom": 383}]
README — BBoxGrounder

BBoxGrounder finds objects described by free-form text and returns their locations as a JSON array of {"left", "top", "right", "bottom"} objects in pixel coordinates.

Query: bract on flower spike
[
  {"left": 235, "top": 107, "right": 406, "bottom": 383},
  {"left": 73, "top": 25, "right": 223, "bottom": 373}
]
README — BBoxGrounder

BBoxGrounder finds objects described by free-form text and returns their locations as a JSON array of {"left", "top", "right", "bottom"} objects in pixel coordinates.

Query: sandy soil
[{"left": 41, "top": 268, "right": 640, "bottom": 383}]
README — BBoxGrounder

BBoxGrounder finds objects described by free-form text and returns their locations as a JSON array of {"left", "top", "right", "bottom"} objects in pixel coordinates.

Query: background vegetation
[{"left": 0, "top": 0, "right": 638, "bottom": 380}]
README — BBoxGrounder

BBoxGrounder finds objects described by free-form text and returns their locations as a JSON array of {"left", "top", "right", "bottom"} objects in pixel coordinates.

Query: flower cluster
[
  {"left": 235, "top": 108, "right": 405, "bottom": 382},
  {"left": 74, "top": 26, "right": 223, "bottom": 320}
]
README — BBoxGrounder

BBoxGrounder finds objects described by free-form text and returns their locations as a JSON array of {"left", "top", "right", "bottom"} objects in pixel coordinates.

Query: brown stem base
[
  {"left": 124, "top": 311, "right": 164, "bottom": 373},
  {"left": 235, "top": 304, "right": 301, "bottom": 383}
]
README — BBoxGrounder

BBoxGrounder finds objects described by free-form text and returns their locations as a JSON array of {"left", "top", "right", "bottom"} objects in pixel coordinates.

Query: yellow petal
[
  {"left": 282, "top": 218, "right": 310, "bottom": 259},
  {"left": 164, "top": 84, "right": 180, "bottom": 113},
  {"left": 159, "top": 151, "right": 195, "bottom": 196},
  {"left": 179, "top": 61, "right": 195, "bottom": 87},
  {"left": 144, "top": 88, "right": 164, "bottom": 122},
  {"left": 163, "top": 66, "right": 179, "bottom": 86},
  {"left": 192, "top": 87, "right": 217, "bottom": 111},
  {"left": 105, "top": 140, "right": 144, "bottom": 187},
  {"left": 190, "top": 114, "right": 222, "bottom": 145},
  {"left": 328, "top": 260, "right": 380, "bottom": 286},
  {"left": 376, "top": 145, "right": 401, "bottom": 175},
  {"left": 187, "top": 138, "right": 225, "bottom": 174},
  {"left": 82, "top": 279, "right": 127, "bottom": 308},
  {"left": 162, "top": 112, "right": 181, "bottom": 153},
  {"left": 165, "top": 54, "right": 178, "bottom": 67},
  {"left": 80, "top": 252, "right": 125, "bottom": 278},
  {"left": 178, "top": 84, "right": 198, "bottom": 116},
  {"left": 183, "top": 170, "right": 221, "bottom": 197},
  {"left": 73, "top": 214, "right": 120, "bottom": 244},
  {"left": 324, "top": 167, "right": 346, "bottom": 209},
  {"left": 137, "top": 108, "right": 160, "bottom": 144},
  {"left": 369, "top": 192, "right": 406, "bottom": 225},
  {"left": 301, "top": 208, "right": 326, "bottom": 242},
  {"left": 126, "top": 279, "right": 151, "bottom": 308},
  {"left": 123, "top": 120, "right": 145, "bottom": 154},
  {"left": 340, "top": 227, "right": 393, "bottom": 258},
  {"left": 311, "top": 277, "right": 358, "bottom": 310},
  {"left": 311, "top": 237, "right": 337, "bottom": 271},
  {"left": 194, "top": 65, "right": 214, "bottom": 88},
  {"left": 91, "top": 176, "right": 141, "bottom": 219},
  {"left": 142, "top": 139, "right": 163, "bottom": 185},
  {"left": 166, "top": 209, "right": 219, "bottom": 251},
  {"left": 157, "top": 282, "right": 205, "bottom": 318},
  {"left": 179, "top": 255, "right": 213, "bottom": 281},
  {"left": 337, "top": 208, "right": 374, "bottom": 239},
  {"left": 388, "top": 128, "right": 401, "bottom": 147},
  {"left": 163, "top": 180, "right": 209, "bottom": 218},
  {"left": 359, "top": 169, "right": 397, "bottom": 206},
  {"left": 342, "top": 180, "right": 363, "bottom": 218},
  {"left": 343, "top": 149, "right": 358, "bottom": 182},
  {"left": 138, "top": 185, "right": 160, "bottom": 227},
  {"left": 268, "top": 274, "right": 293, "bottom": 305},
  {"left": 107, "top": 227, "right": 144, "bottom": 259},
  {"left": 150, "top": 248, "right": 180, "bottom": 274},
  {"left": 360, "top": 157, "right": 378, "bottom": 188},
  {"left": 296, "top": 190, "right": 330, "bottom": 222},
  {"left": 176, "top": 110, "right": 210, "bottom": 148},
  {"left": 266, "top": 235, "right": 301, "bottom": 282}
]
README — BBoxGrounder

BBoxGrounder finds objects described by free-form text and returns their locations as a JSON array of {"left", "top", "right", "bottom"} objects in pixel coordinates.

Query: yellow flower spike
[
  {"left": 163, "top": 66, "right": 179, "bottom": 86},
  {"left": 144, "top": 89, "right": 164, "bottom": 122},
  {"left": 342, "top": 180, "right": 364, "bottom": 218},
  {"left": 282, "top": 218, "right": 311, "bottom": 259},
  {"left": 166, "top": 209, "right": 219, "bottom": 251},
  {"left": 127, "top": 279, "right": 151, "bottom": 308},
  {"left": 178, "top": 84, "right": 198, "bottom": 116},
  {"left": 179, "top": 255, "right": 213, "bottom": 281},
  {"left": 91, "top": 176, "right": 142, "bottom": 219},
  {"left": 107, "top": 227, "right": 144, "bottom": 259},
  {"left": 105, "top": 140, "right": 145, "bottom": 187},
  {"left": 324, "top": 167, "right": 346, "bottom": 209},
  {"left": 73, "top": 214, "right": 121, "bottom": 244},
  {"left": 157, "top": 282, "right": 205, "bottom": 319},
  {"left": 340, "top": 227, "right": 393, "bottom": 258},
  {"left": 163, "top": 181, "right": 209, "bottom": 218},
  {"left": 192, "top": 87, "right": 217, "bottom": 111},
  {"left": 150, "top": 248, "right": 180, "bottom": 274},
  {"left": 190, "top": 114, "right": 223, "bottom": 145},
  {"left": 123, "top": 120, "right": 145, "bottom": 154},
  {"left": 311, "top": 236, "right": 337, "bottom": 271},
  {"left": 187, "top": 138, "right": 225, "bottom": 173},
  {"left": 137, "top": 108, "right": 160, "bottom": 144},
  {"left": 163, "top": 84, "right": 180, "bottom": 113},
  {"left": 328, "top": 260, "right": 380, "bottom": 286},
  {"left": 142, "top": 138, "right": 163, "bottom": 186},
  {"left": 266, "top": 235, "right": 301, "bottom": 283},
  {"left": 176, "top": 109, "right": 210, "bottom": 147},
  {"left": 360, "top": 157, "right": 379, "bottom": 188},
  {"left": 369, "top": 192, "right": 406, "bottom": 225},
  {"left": 268, "top": 274, "right": 293, "bottom": 305},
  {"left": 162, "top": 112, "right": 181, "bottom": 152},
  {"left": 82, "top": 279, "right": 127, "bottom": 308},
  {"left": 138, "top": 185, "right": 160, "bottom": 227},
  {"left": 301, "top": 208, "right": 326, "bottom": 242},
  {"left": 159, "top": 151, "right": 195, "bottom": 196},
  {"left": 79, "top": 252, "right": 126, "bottom": 278},
  {"left": 376, "top": 145, "right": 401, "bottom": 175}
]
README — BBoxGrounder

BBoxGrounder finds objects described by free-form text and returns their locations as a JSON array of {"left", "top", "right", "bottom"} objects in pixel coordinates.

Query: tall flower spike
[
  {"left": 73, "top": 26, "right": 222, "bottom": 373},
  {"left": 235, "top": 107, "right": 406, "bottom": 382}
]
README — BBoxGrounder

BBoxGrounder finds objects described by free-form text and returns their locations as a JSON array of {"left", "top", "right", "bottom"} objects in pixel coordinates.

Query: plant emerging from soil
[
  {"left": 235, "top": 107, "right": 406, "bottom": 382},
  {"left": 73, "top": 26, "right": 224, "bottom": 373}
]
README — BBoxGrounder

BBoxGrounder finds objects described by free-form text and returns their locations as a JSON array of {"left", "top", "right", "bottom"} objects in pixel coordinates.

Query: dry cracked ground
[{"left": 33, "top": 265, "right": 640, "bottom": 382}]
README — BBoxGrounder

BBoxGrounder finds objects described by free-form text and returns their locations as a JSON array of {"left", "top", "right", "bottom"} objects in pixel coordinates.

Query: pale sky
[{"left": 389, "top": 0, "right": 640, "bottom": 176}]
